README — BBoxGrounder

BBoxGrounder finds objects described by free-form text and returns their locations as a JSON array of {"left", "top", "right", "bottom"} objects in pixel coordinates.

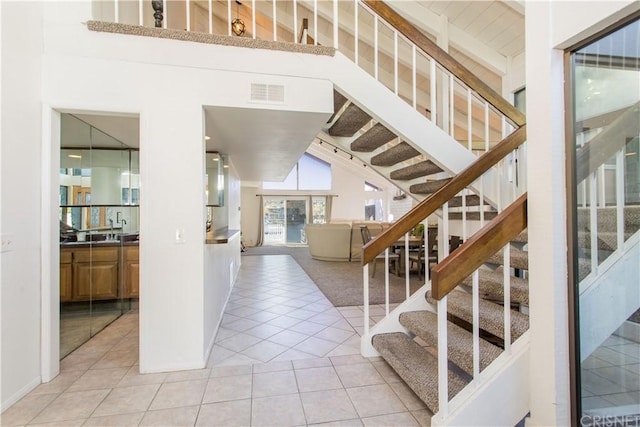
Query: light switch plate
[{"left": 175, "top": 228, "right": 186, "bottom": 244}]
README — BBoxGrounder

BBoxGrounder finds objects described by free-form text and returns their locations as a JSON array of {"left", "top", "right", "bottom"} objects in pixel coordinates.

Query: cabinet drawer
[{"left": 74, "top": 246, "right": 119, "bottom": 263}]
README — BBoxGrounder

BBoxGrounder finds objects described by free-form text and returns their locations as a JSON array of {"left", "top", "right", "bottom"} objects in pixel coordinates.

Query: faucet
[{"left": 108, "top": 219, "right": 114, "bottom": 240}]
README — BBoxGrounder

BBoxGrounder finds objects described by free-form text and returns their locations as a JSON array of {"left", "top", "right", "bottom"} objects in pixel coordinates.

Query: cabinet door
[
  {"left": 73, "top": 261, "right": 118, "bottom": 301},
  {"left": 123, "top": 246, "right": 139, "bottom": 298},
  {"left": 60, "top": 263, "right": 72, "bottom": 302},
  {"left": 60, "top": 249, "right": 73, "bottom": 302}
]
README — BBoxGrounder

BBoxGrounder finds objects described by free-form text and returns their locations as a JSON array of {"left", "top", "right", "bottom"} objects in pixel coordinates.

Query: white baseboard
[{"left": 1, "top": 376, "right": 41, "bottom": 413}]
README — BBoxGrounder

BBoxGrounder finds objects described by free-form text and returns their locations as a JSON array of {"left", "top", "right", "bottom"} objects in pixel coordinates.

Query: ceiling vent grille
[{"left": 250, "top": 83, "right": 285, "bottom": 104}]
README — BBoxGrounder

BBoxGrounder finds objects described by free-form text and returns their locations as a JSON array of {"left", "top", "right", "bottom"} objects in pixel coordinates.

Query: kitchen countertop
[
  {"left": 206, "top": 228, "right": 240, "bottom": 244},
  {"left": 60, "top": 240, "right": 139, "bottom": 248}
]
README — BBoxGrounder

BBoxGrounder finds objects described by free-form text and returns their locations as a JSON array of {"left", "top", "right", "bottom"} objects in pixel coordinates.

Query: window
[{"left": 263, "top": 153, "right": 331, "bottom": 190}]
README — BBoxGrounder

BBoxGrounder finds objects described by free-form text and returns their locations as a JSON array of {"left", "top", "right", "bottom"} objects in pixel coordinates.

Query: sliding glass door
[{"left": 263, "top": 197, "right": 308, "bottom": 245}]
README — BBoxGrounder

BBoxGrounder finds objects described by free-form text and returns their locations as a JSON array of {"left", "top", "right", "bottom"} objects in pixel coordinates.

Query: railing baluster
[
  {"left": 616, "top": 149, "right": 625, "bottom": 249},
  {"left": 599, "top": 164, "right": 606, "bottom": 208},
  {"left": 437, "top": 297, "right": 449, "bottom": 417},
  {"left": 186, "top": 0, "right": 191, "bottom": 31},
  {"left": 412, "top": 45, "right": 416, "bottom": 109},
  {"left": 313, "top": 0, "right": 318, "bottom": 45},
  {"left": 227, "top": 0, "right": 232, "bottom": 36},
  {"left": 484, "top": 102, "right": 490, "bottom": 153},
  {"left": 430, "top": 61, "right": 437, "bottom": 125},
  {"left": 333, "top": 0, "right": 338, "bottom": 49},
  {"left": 404, "top": 233, "right": 410, "bottom": 296},
  {"left": 472, "top": 269, "right": 480, "bottom": 378},
  {"left": 138, "top": 0, "right": 143, "bottom": 26},
  {"left": 385, "top": 248, "right": 390, "bottom": 316},
  {"left": 208, "top": 0, "right": 213, "bottom": 33},
  {"left": 479, "top": 176, "right": 485, "bottom": 227},
  {"left": 114, "top": 0, "right": 119, "bottom": 24},
  {"left": 374, "top": 16, "right": 379, "bottom": 80},
  {"left": 590, "top": 172, "right": 598, "bottom": 274},
  {"left": 354, "top": 0, "right": 358, "bottom": 63},
  {"left": 293, "top": 0, "right": 298, "bottom": 43},
  {"left": 251, "top": 0, "right": 256, "bottom": 39},
  {"left": 449, "top": 75, "right": 454, "bottom": 136},
  {"left": 273, "top": 0, "right": 277, "bottom": 41},
  {"left": 503, "top": 244, "right": 511, "bottom": 352},
  {"left": 467, "top": 88, "right": 472, "bottom": 152},
  {"left": 394, "top": 31, "right": 398, "bottom": 95},
  {"left": 363, "top": 264, "right": 370, "bottom": 336},
  {"left": 162, "top": 0, "right": 167, "bottom": 29}
]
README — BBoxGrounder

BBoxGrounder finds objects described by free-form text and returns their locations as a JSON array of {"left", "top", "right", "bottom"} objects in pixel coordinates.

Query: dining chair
[
  {"left": 408, "top": 230, "right": 438, "bottom": 281},
  {"left": 360, "top": 225, "right": 399, "bottom": 278}
]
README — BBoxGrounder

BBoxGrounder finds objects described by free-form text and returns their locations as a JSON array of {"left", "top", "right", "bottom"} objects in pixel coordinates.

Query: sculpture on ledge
[{"left": 151, "top": 0, "right": 163, "bottom": 28}]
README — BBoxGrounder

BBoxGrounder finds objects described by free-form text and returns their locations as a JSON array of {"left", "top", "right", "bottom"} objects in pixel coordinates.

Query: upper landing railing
[{"left": 95, "top": 0, "right": 523, "bottom": 157}]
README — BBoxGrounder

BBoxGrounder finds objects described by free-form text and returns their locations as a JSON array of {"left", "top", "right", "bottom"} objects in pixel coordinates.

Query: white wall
[
  {"left": 1, "top": 1, "right": 46, "bottom": 411},
  {"left": 525, "top": 1, "right": 639, "bottom": 425}
]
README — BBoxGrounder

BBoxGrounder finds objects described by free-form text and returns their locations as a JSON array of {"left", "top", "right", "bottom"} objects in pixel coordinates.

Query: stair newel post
[
  {"left": 472, "top": 269, "right": 480, "bottom": 379},
  {"left": 437, "top": 296, "right": 449, "bottom": 417},
  {"left": 151, "top": 0, "right": 163, "bottom": 28},
  {"left": 503, "top": 244, "right": 511, "bottom": 353}
]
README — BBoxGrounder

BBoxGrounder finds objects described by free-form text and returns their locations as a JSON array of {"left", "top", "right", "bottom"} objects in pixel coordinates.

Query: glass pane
[
  {"left": 264, "top": 198, "right": 285, "bottom": 244},
  {"left": 286, "top": 199, "right": 307, "bottom": 244},
  {"left": 572, "top": 18, "right": 640, "bottom": 422}
]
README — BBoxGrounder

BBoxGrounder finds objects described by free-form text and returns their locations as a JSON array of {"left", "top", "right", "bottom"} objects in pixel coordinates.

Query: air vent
[{"left": 250, "top": 83, "right": 285, "bottom": 104}]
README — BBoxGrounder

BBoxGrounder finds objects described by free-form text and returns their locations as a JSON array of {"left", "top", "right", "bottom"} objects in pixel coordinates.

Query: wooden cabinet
[
  {"left": 123, "top": 246, "right": 139, "bottom": 298},
  {"left": 60, "top": 244, "right": 138, "bottom": 302},
  {"left": 60, "top": 249, "right": 73, "bottom": 302}
]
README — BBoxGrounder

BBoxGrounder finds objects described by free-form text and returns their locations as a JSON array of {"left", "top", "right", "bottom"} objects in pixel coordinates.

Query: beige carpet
[{"left": 243, "top": 246, "right": 425, "bottom": 307}]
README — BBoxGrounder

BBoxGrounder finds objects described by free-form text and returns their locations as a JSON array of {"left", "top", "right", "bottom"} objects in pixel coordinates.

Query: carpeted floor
[{"left": 243, "top": 245, "right": 425, "bottom": 307}]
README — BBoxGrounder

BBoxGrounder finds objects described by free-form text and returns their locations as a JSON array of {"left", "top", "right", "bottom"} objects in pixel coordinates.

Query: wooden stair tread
[
  {"left": 328, "top": 103, "right": 371, "bottom": 137},
  {"left": 371, "top": 142, "right": 420, "bottom": 166},
  {"left": 426, "top": 289, "right": 529, "bottom": 342},
  {"left": 372, "top": 332, "right": 467, "bottom": 413},
  {"left": 350, "top": 123, "right": 397, "bottom": 152},
  {"left": 390, "top": 160, "right": 443, "bottom": 180},
  {"left": 399, "top": 310, "right": 503, "bottom": 376}
]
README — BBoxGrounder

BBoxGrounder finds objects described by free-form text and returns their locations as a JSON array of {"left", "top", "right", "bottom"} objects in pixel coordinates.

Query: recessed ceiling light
[
  {"left": 204, "top": 136, "right": 211, "bottom": 140},
  {"left": 212, "top": 157, "right": 219, "bottom": 161},
  {"left": 68, "top": 154, "right": 82, "bottom": 159},
  {"left": 625, "top": 152, "right": 637, "bottom": 157}
]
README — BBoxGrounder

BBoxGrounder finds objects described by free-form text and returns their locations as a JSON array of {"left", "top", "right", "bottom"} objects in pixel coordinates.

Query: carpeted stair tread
[
  {"left": 426, "top": 289, "right": 529, "bottom": 342},
  {"left": 577, "top": 230, "right": 633, "bottom": 251},
  {"left": 390, "top": 160, "right": 443, "bottom": 180},
  {"left": 448, "top": 195, "right": 487, "bottom": 208},
  {"left": 399, "top": 311, "right": 503, "bottom": 375},
  {"left": 576, "top": 206, "right": 640, "bottom": 234},
  {"left": 448, "top": 211, "right": 498, "bottom": 221},
  {"left": 512, "top": 229, "right": 528, "bottom": 243},
  {"left": 578, "top": 257, "right": 592, "bottom": 282},
  {"left": 410, "top": 178, "right": 451, "bottom": 195},
  {"left": 486, "top": 246, "right": 528, "bottom": 270},
  {"left": 459, "top": 268, "right": 529, "bottom": 305},
  {"left": 350, "top": 123, "right": 397, "bottom": 152},
  {"left": 371, "top": 142, "right": 420, "bottom": 166},
  {"left": 328, "top": 103, "right": 371, "bottom": 137},
  {"left": 328, "top": 90, "right": 348, "bottom": 123},
  {"left": 372, "top": 332, "right": 467, "bottom": 412}
]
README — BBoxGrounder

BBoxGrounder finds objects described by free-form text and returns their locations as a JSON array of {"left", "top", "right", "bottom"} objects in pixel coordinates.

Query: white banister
[
  {"left": 208, "top": 0, "right": 213, "bottom": 33},
  {"left": 314, "top": 0, "right": 318, "bottom": 45},
  {"left": 449, "top": 75, "right": 454, "bottom": 136},
  {"left": 484, "top": 102, "right": 490, "bottom": 153},
  {"left": 467, "top": 89, "right": 473, "bottom": 151},
  {"left": 273, "top": 0, "right": 277, "bottom": 41},
  {"left": 293, "top": 0, "right": 298, "bottom": 43},
  {"left": 394, "top": 31, "right": 398, "bottom": 95},
  {"left": 114, "top": 0, "right": 119, "bottom": 24},
  {"left": 251, "top": 0, "right": 256, "bottom": 39},
  {"left": 333, "top": 0, "right": 338, "bottom": 49},
  {"left": 598, "top": 164, "right": 606, "bottom": 208},
  {"left": 430, "top": 60, "right": 437, "bottom": 124},
  {"left": 384, "top": 248, "right": 390, "bottom": 316},
  {"left": 374, "top": 16, "right": 378, "bottom": 80},
  {"left": 354, "top": 0, "right": 358, "bottom": 63},
  {"left": 138, "top": 0, "right": 143, "bottom": 26},
  {"left": 162, "top": 0, "right": 167, "bottom": 29},
  {"left": 412, "top": 46, "right": 417, "bottom": 109},
  {"left": 404, "top": 233, "right": 410, "bottom": 297},
  {"left": 227, "top": 0, "right": 232, "bottom": 36}
]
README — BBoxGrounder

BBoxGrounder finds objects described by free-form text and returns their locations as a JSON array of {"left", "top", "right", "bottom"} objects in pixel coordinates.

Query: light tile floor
[{"left": 2, "top": 255, "right": 431, "bottom": 426}]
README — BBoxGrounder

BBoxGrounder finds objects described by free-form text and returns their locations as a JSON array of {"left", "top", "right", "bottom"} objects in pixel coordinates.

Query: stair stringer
[
  {"left": 361, "top": 281, "right": 434, "bottom": 357},
  {"left": 579, "top": 231, "right": 640, "bottom": 361},
  {"left": 431, "top": 332, "right": 530, "bottom": 427},
  {"left": 323, "top": 52, "right": 501, "bottom": 207}
]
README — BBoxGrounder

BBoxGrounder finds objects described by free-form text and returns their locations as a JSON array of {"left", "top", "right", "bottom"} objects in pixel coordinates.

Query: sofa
[{"left": 305, "top": 221, "right": 390, "bottom": 262}]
